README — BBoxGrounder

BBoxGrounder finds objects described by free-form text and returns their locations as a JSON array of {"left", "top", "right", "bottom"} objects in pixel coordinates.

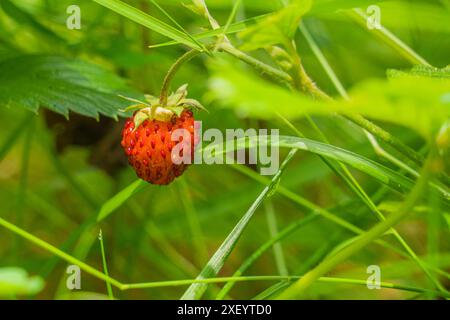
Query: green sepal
[
  {"left": 133, "top": 108, "right": 152, "bottom": 129},
  {"left": 167, "top": 84, "right": 189, "bottom": 106},
  {"left": 118, "top": 95, "right": 151, "bottom": 112},
  {"left": 180, "top": 98, "right": 209, "bottom": 113},
  {"left": 125, "top": 83, "right": 207, "bottom": 130},
  {"left": 144, "top": 94, "right": 160, "bottom": 105},
  {"left": 166, "top": 106, "right": 185, "bottom": 117}
]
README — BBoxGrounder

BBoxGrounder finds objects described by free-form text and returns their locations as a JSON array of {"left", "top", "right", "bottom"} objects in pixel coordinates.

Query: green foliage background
[{"left": 0, "top": 0, "right": 449, "bottom": 299}]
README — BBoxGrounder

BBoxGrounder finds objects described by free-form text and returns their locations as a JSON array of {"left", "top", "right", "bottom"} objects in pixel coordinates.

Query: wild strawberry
[{"left": 120, "top": 84, "right": 205, "bottom": 185}]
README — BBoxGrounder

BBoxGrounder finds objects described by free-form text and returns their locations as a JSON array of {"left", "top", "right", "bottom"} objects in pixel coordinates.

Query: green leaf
[
  {"left": 93, "top": 0, "right": 203, "bottom": 51},
  {"left": 0, "top": 267, "right": 45, "bottom": 297},
  {"left": 149, "top": 1, "right": 395, "bottom": 49},
  {"left": 0, "top": 55, "right": 141, "bottom": 119},
  {"left": 347, "top": 74, "right": 450, "bottom": 139},
  {"left": 208, "top": 60, "right": 450, "bottom": 140},
  {"left": 181, "top": 149, "right": 298, "bottom": 300},
  {"left": 388, "top": 65, "right": 450, "bottom": 79},
  {"left": 97, "top": 180, "right": 148, "bottom": 222},
  {"left": 208, "top": 60, "right": 329, "bottom": 118},
  {"left": 238, "top": 0, "right": 312, "bottom": 51}
]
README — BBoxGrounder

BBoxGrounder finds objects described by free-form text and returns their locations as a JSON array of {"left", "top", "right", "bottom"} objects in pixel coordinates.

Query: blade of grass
[
  {"left": 299, "top": 21, "right": 348, "bottom": 99},
  {"left": 98, "top": 229, "right": 114, "bottom": 300},
  {"left": 201, "top": 135, "right": 449, "bottom": 201},
  {"left": 0, "top": 215, "right": 447, "bottom": 298},
  {"left": 38, "top": 219, "right": 98, "bottom": 280},
  {"left": 280, "top": 113, "right": 447, "bottom": 291},
  {"left": 0, "top": 216, "right": 122, "bottom": 288},
  {"left": 145, "top": 221, "right": 199, "bottom": 276},
  {"left": 178, "top": 177, "right": 208, "bottom": 266},
  {"left": 25, "top": 190, "right": 76, "bottom": 228},
  {"left": 229, "top": 163, "right": 450, "bottom": 279},
  {"left": 148, "top": 14, "right": 269, "bottom": 48},
  {"left": 347, "top": 8, "right": 432, "bottom": 66},
  {"left": 426, "top": 190, "right": 441, "bottom": 299},
  {"left": 215, "top": 212, "right": 318, "bottom": 299},
  {"left": 148, "top": 0, "right": 209, "bottom": 53},
  {"left": 123, "top": 275, "right": 448, "bottom": 297},
  {"left": 93, "top": 0, "right": 203, "bottom": 50},
  {"left": 264, "top": 201, "right": 288, "bottom": 276},
  {"left": 252, "top": 281, "right": 290, "bottom": 300},
  {"left": 53, "top": 227, "right": 99, "bottom": 298},
  {"left": 215, "top": 0, "right": 242, "bottom": 48},
  {"left": 296, "top": 21, "right": 448, "bottom": 291},
  {"left": 277, "top": 155, "right": 440, "bottom": 298},
  {"left": 97, "top": 179, "right": 147, "bottom": 222},
  {"left": 128, "top": 200, "right": 199, "bottom": 277},
  {"left": 180, "top": 149, "right": 298, "bottom": 300}
]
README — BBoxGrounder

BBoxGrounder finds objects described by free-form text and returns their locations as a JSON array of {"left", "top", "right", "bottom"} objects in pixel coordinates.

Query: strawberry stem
[{"left": 159, "top": 49, "right": 202, "bottom": 106}]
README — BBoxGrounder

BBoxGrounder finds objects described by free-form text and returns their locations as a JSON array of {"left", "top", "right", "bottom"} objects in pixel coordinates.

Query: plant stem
[
  {"left": 285, "top": 40, "right": 330, "bottom": 100},
  {"left": 286, "top": 42, "right": 425, "bottom": 167},
  {"left": 345, "top": 113, "right": 425, "bottom": 166},
  {"left": 1, "top": 212, "right": 448, "bottom": 298},
  {"left": 0, "top": 216, "right": 123, "bottom": 289},
  {"left": 196, "top": 0, "right": 291, "bottom": 86},
  {"left": 121, "top": 275, "right": 448, "bottom": 297},
  {"left": 219, "top": 43, "right": 293, "bottom": 85},
  {"left": 159, "top": 49, "right": 201, "bottom": 105}
]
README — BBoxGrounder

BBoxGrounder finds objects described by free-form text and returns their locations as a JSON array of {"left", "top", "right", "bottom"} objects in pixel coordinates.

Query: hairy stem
[
  {"left": 219, "top": 43, "right": 293, "bottom": 85},
  {"left": 159, "top": 49, "right": 201, "bottom": 105},
  {"left": 345, "top": 113, "right": 425, "bottom": 166}
]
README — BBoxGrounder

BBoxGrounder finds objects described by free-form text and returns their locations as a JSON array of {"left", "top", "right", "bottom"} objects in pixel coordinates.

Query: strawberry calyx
[{"left": 119, "top": 84, "right": 207, "bottom": 130}]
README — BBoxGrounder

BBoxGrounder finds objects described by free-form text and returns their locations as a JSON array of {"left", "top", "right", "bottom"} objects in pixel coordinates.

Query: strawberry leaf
[
  {"left": 0, "top": 55, "right": 143, "bottom": 119},
  {"left": 238, "top": 0, "right": 312, "bottom": 51}
]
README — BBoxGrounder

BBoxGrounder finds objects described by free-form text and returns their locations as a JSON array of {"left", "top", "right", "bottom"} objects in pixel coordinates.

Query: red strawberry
[{"left": 120, "top": 85, "right": 205, "bottom": 185}]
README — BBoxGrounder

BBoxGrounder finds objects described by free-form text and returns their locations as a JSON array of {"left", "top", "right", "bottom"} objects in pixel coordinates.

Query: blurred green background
[{"left": 0, "top": 0, "right": 449, "bottom": 299}]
